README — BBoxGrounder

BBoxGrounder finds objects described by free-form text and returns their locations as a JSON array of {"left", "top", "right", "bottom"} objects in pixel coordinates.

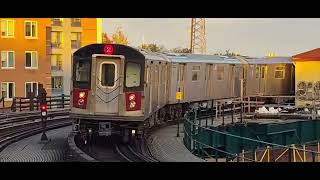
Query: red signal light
[
  {"left": 40, "top": 105, "right": 47, "bottom": 111},
  {"left": 104, "top": 45, "right": 114, "bottom": 55}
]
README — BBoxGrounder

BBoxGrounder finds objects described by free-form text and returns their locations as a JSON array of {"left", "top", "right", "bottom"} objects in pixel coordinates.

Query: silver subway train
[{"left": 70, "top": 44, "right": 294, "bottom": 142}]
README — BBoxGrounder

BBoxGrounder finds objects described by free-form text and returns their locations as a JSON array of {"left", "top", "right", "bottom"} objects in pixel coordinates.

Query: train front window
[
  {"left": 76, "top": 61, "right": 90, "bottom": 82},
  {"left": 125, "top": 62, "right": 141, "bottom": 88},
  {"left": 101, "top": 63, "right": 115, "bottom": 87}
]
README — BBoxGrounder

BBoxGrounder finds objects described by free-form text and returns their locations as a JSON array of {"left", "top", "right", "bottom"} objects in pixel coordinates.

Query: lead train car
[{"left": 71, "top": 44, "right": 169, "bottom": 141}]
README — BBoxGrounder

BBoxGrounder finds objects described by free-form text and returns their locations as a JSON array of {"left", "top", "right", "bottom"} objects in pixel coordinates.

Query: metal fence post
[
  {"left": 49, "top": 96, "right": 52, "bottom": 109},
  {"left": 62, "top": 94, "right": 65, "bottom": 108},
  {"left": 288, "top": 146, "right": 292, "bottom": 162},
  {"left": 240, "top": 102, "right": 243, "bottom": 123},
  {"left": 11, "top": 97, "right": 16, "bottom": 112},
  {"left": 19, "top": 98, "right": 22, "bottom": 112},
  {"left": 231, "top": 103, "right": 234, "bottom": 124},
  {"left": 222, "top": 103, "right": 225, "bottom": 126}
]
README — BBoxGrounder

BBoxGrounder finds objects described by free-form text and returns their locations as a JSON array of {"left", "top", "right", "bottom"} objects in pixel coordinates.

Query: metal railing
[
  {"left": 10, "top": 94, "right": 70, "bottom": 112},
  {"left": 182, "top": 97, "right": 320, "bottom": 162}
]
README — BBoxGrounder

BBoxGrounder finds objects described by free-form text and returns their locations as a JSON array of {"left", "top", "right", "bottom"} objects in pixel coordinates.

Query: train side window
[
  {"left": 217, "top": 66, "right": 224, "bottom": 80},
  {"left": 75, "top": 61, "right": 90, "bottom": 82},
  {"left": 125, "top": 62, "right": 141, "bottom": 88},
  {"left": 192, "top": 65, "right": 200, "bottom": 81},
  {"left": 101, "top": 63, "right": 115, "bottom": 87},
  {"left": 255, "top": 66, "right": 260, "bottom": 78},
  {"left": 275, "top": 66, "right": 285, "bottom": 79}
]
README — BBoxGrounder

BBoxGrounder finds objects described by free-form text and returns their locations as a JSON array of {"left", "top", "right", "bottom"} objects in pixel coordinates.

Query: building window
[
  {"left": 125, "top": 62, "right": 141, "bottom": 88},
  {"left": 52, "top": 76, "right": 63, "bottom": 89},
  {"left": 255, "top": 66, "right": 260, "bottom": 78},
  {"left": 71, "top": 32, "right": 81, "bottom": 49},
  {"left": 1, "top": 19, "right": 14, "bottom": 38},
  {"left": 51, "top": 54, "right": 62, "bottom": 71},
  {"left": 25, "top": 51, "right": 38, "bottom": 69},
  {"left": 192, "top": 65, "right": 200, "bottom": 81},
  {"left": 275, "top": 66, "right": 285, "bottom": 79},
  {"left": 51, "top": 31, "right": 63, "bottom": 48},
  {"left": 25, "top": 82, "right": 38, "bottom": 97},
  {"left": 217, "top": 66, "right": 224, "bottom": 80},
  {"left": 25, "top": 21, "right": 37, "bottom": 38},
  {"left": 101, "top": 63, "right": 116, "bottom": 87},
  {"left": 1, "top": 82, "right": 14, "bottom": 100},
  {"left": 71, "top": 18, "right": 81, "bottom": 27},
  {"left": 51, "top": 18, "right": 62, "bottom": 26},
  {"left": 1, "top": 51, "right": 15, "bottom": 68}
]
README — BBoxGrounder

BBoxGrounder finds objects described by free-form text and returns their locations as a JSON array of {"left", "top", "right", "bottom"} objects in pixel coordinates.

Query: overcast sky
[{"left": 102, "top": 18, "right": 320, "bottom": 57}]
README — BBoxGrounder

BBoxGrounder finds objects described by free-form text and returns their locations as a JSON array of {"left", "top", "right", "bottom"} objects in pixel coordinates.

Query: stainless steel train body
[{"left": 70, "top": 44, "right": 295, "bottom": 141}]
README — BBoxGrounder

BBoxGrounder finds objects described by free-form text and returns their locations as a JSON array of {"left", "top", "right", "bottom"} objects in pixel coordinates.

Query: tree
[
  {"left": 213, "top": 49, "right": 239, "bottom": 57},
  {"left": 102, "top": 33, "right": 113, "bottom": 44},
  {"left": 139, "top": 43, "right": 166, "bottom": 52},
  {"left": 112, "top": 27, "right": 128, "bottom": 45},
  {"left": 170, "top": 47, "right": 191, "bottom": 53}
]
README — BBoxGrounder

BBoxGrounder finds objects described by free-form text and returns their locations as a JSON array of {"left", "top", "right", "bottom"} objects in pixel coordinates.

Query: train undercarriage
[{"left": 71, "top": 115, "right": 145, "bottom": 143}]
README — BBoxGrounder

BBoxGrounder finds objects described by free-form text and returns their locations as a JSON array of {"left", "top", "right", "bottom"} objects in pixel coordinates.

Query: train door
[
  {"left": 230, "top": 64, "right": 235, "bottom": 97},
  {"left": 234, "top": 65, "right": 241, "bottom": 97},
  {"left": 155, "top": 64, "right": 159, "bottom": 107},
  {"left": 259, "top": 65, "right": 267, "bottom": 95},
  {"left": 242, "top": 65, "right": 248, "bottom": 97},
  {"left": 205, "top": 64, "right": 211, "bottom": 97},
  {"left": 177, "top": 63, "right": 185, "bottom": 100},
  {"left": 94, "top": 56, "right": 121, "bottom": 114},
  {"left": 146, "top": 65, "right": 152, "bottom": 114},
  {"left": 209, "top": 64, "right": 213, "bottom": 97}
]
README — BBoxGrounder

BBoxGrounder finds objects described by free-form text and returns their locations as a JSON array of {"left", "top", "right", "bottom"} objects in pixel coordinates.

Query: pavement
[
  {"left": 147, "top": 124, "right": 205, "bottom": 162},
  {"left": 0, "top": 126, "right": 71, "bottom": 162}
]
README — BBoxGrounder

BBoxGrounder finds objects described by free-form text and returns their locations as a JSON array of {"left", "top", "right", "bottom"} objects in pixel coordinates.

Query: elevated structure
[{"left": 190, "top": 18, "right": 206, "bottom": 54}]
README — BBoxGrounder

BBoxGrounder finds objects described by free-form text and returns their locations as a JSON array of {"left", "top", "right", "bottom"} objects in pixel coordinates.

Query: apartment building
[
  {"left": 0, "top": 18, "right": 51, "bottom": 106},
  {"left": 0, "top": 18, "right": 102, "bottom": 106},
  {"left": 50, "top": 18, "right": 102, "bottom": 95}
]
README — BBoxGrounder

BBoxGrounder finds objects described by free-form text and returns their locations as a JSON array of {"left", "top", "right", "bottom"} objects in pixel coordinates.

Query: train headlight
[
  {"left": 130, "top": 101, "right": 136, "bottom": 108},
  {"left": 126, "top": 92, "right": 141, "bottom": 111},
  {"left": 79, "top": 92, "right": 86, "bottom": 99},
  {"left": 129, "top": 94, "right": 136, "bottom": 101},
  {"left": 132, "top": 129, "right": 136, "bottom": 135}
]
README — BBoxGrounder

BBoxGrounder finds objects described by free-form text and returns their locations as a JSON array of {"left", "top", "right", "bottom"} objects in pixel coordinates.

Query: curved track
[
  {"left": 0, "top": 110, "right": 71, "bottom": 152},
  {"left": 77, "top": 135, "right": 158, "bottom": 162}
]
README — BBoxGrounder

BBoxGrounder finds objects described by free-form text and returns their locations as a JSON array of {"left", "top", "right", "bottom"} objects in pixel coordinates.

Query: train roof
[
  {"left": 164, "top": 53, "right": 242, "bottom": 64},
  {"left": 139, "top": 49, "right": 171, "bottom": 62},
  {"left": 244, "top": 57, "right": 293, "bottom": 64}
]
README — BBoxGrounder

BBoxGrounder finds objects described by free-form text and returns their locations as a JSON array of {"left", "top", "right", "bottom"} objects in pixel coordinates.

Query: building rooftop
[{"left": 292, "top": 48, "right": 320, "bottom": 61}]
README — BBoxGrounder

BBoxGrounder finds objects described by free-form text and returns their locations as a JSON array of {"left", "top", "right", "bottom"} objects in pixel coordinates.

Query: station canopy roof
[{"left": 292, "top": 48, "right": 320, "bottom": 61}]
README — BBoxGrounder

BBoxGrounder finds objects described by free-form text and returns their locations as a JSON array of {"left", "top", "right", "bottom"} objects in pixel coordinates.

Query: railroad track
[
  {"left": 0, "top": 109, "right": 71, "bottom": 152},
  {"left": 115, "top": 142, "right": 158, "bottom": 162},
  {"left": 74, "top": 134, "right": 158, "bottom": 162}
]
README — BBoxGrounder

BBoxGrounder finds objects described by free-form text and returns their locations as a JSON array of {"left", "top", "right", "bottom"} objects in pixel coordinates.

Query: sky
[{"left": 102, "top": 18, "right": 320, "bottom": 57}]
